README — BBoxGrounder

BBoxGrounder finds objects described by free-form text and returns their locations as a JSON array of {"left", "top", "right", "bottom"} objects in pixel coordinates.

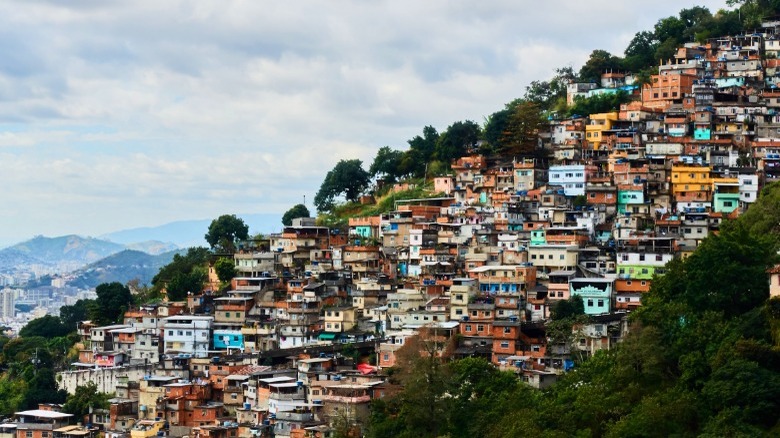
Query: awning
[{"left": 318, "top": 332, "right": 336, "bottom": 340}]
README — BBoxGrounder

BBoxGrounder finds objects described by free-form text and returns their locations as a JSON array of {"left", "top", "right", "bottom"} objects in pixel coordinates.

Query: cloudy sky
[{"left": 0, "top": 0, "right": 729, "bottom": 244}]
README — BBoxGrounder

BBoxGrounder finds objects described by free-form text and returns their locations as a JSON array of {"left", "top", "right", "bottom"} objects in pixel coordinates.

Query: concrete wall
[{"left": 57, "top": 364, "right": 153, "bottom": 395}]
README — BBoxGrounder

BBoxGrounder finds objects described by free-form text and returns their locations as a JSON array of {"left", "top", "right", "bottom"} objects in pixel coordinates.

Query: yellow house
[
  {"left": 671, "top": 165, "right": 711, "bottom": 194},
  {"left": 130, "top": 420, "right": 167, "bottom": 438},
  {"left": 323, "top": 306, "right": 357, "bottom": 333},
  {"left": 585, "top": 112, "right": 618, "bottom": 150}
]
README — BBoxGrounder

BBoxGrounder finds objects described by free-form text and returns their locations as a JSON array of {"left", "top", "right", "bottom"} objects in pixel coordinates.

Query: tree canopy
[
  {"left": 214, "top": 257, "right": 237, "bottom": 285},
  {"left": 205, "top": 214, "right": 249, "bottom": 253},
  {"left": 93, "top": 282, "right": 133, "bottom": 325},
  {"left": 369, "top": 147, "right": 405, "bottom": 183},
  {"left": 152, "top": 247, "right": 209, "bottom": 301},
  {"left": 62, "top": 381, "right": 111, "bottom": 421},
  {"left": 314, "top": 159, "right": 371, "bottom": 212},
  {"left": 281, "top": 204, "right": 311, "bottom": 227},
  {"left": 18, "top": 315, "right": 69, "bottom": 339}
]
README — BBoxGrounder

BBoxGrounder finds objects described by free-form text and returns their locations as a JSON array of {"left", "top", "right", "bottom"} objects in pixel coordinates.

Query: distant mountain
[
  {"left": 100, "top": 213, "right": 282, "bottom": 248},
  {"left": 125, "top": 240, "right": 179, "bottom": 255},
  {"left": 67, "top": 249, "right": 183, "bottom": 289},
  {"left": 2, "top": 235, "right": 126, "bottom": 269},
  {"left": 0, "top": 248, "right": 49, "bottom": 273}
]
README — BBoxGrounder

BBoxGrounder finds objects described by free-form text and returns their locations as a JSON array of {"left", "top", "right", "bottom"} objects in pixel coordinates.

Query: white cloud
[{"left": 0, "top": 0, "right": 729, "bottom": 240}]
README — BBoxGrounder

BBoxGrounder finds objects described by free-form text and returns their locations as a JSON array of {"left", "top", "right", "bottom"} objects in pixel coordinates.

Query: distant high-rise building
[{"left": 0, "top": 288, "right": 14, "bottom": 319}]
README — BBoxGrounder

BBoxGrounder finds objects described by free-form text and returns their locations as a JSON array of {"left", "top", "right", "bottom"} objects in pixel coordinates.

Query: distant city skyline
[{"left": 0, "top": 0, "right": 729, "bottom": 244}]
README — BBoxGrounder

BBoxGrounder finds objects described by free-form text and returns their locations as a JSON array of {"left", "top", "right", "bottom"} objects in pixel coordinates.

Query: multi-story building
[{"left": 161, "top": 315, "right": 213, "bottom": 358}]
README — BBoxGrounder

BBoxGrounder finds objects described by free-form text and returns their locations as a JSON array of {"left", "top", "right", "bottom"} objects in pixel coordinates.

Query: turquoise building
[{"left": 569, "top": 278, "right": 614, "bottom": 315}]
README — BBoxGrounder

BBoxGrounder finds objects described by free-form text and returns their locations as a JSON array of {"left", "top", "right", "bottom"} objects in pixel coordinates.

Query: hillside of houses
[{"left": 5, "top": 13, "right": 780, "bottom": 438}]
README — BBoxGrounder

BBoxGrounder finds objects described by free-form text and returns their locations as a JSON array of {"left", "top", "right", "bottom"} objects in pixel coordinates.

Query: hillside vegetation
[{"left": 367, "top": 183, "right": 780, "bottom": 437}]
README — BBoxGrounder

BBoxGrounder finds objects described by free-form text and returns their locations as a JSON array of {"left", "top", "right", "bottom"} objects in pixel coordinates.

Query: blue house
[{"left": 569, "top": 278, "right": 614, "bottom": 315}]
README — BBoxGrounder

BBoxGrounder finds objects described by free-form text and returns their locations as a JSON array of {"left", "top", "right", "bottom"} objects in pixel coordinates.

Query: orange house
[
  {"left": 642, "top": 73, "right": 696, "bottom": 110},
  {"left": 491, "top": 321, "right": 521, "bottom": 364}
]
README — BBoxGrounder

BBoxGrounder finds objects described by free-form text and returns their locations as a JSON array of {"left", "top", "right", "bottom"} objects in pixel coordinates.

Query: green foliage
[
  {"left": 214, "top": 257, "right": 237, "bottom": 285},
  {"left": 152, "top": 247, "right": 209, "bottom": 300},
  {"left": 314, "top": 159, "right": 371, "bottom": 212},
  {"left": 568, "top": 90, "right": 632, "bottom": 118},
  {"left": 369, "top": 146, "right": 405, "bottom": 183},
  {"left": 435, "top": 120, "right": 481, "bottom": 163},
  {"left": 205, "top": 214, "right": 249, "bottom": 253},
  {"left": 578, "top": 49, "right": 623, "bottom": 83},
  {"left": 281, "top": 204, "right": 311, "bottom": 226},
  {"left": 0, "top": 373, "right": 26, "bottom": 415},
  {"left": 482, "top": 107, "right": 511, "bottom": 152},
  {"left": 369, "top": 178, "right": 780, "bottom": 437},
  {"left": 523, "top": 66, "right": 575, "bottom": 114},
  {"left": 92, "top": 282, "right": 133, "bottom": 325},
  {"left": 165, "top": 268, "right": 207, "bottom": 301},
  {"left": 497, "top": 100, "right": 544, "bottom": 157},
  {"left": 19, "top": 315, "right": 69, "bottom": 339},
  {"left": 21, "top": 367, "right": 67, "bottom": 409},
  {"left": 62, "top": 381, "right": 111, "bottom": 420},
  {"left": 550, "top": 295, "right": 584, "bottom": 320},
  {"left": 59, "top": 299, "right": 92, "bottom": 331}
]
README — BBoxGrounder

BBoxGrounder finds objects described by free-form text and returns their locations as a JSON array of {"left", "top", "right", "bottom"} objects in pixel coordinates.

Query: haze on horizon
[{"left": 0, "top": 0, "right": 729, "bottom": 245}]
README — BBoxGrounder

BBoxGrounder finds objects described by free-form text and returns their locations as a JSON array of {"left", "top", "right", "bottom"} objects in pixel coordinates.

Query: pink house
[{"left": 434, "top": 176, "right": 454, "bottom": 195}]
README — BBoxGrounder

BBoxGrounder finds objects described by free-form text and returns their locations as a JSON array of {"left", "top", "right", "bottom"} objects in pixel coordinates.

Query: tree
[
  {"left": 214, "top": 257, "right": 237, "bottom": 284},
  {"left": 483, "top": 108, "right": 512, "bottom": 151},
  {"left": 435, "top": 120, "right": 481, "bottom": 163},
  {"left": 152, "top": 247, "right": 210, "bottom": 300},
  {"left": 93, "top": 282, "right": 133, "bottom": 325},
  {"left": 59, "top": 299, "right": 92, "bottom": 332},
  {"left": 498, "top": 100, "right": 543, "bottom": 157},
  {"left": 578, "top": 50, "right": 623, "bottom": 83},
  {"left": 21, "top": 367, "right": 66, "bottom": 409},
  {"left": 281, "top": 204, "right": 311, "bottom": 226},
  {"left": 551, "top": 295, "right": 585, "bottom": 320},
  {"left": 568, "top": 90, "right": 633, "bottom": 118},
  {"left": 165, "top": 268, "right": 207, "bottom": 301},
  {"left": 62, "top": 381, "right": 111, "bottom": 421},
  {"left": 402, "top": 126, "right": 440, "bottom": 178},
  {"left": 19, "top": 315, "right": 68, "bottom": 339},
  {"left": 524, "top": 67, "right": 574, "bottom": 114},
  {"left": 408, "top": 126, "right": 439, "bottom": 163},
  {"left": 314, "top": 159, "right": 371, "bottom": 212},
  {"left": 623, "top": 31, "right": 658, "bottom": 72},
  {"left": 205, "top": 214, "right": 249, "bottom": 253},
  {"left": 369, "top": 146, "right": 404, "bottom": 183}
]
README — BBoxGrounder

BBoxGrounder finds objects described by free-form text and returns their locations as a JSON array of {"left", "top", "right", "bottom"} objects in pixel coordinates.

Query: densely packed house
[{"left": 12, "top": 21, "right": 780, "bottom": 438}]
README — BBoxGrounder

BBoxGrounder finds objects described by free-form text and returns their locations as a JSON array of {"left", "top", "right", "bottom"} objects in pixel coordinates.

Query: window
[
  {"left": 597, "top": 299, "right": 604, "bottom": 307},
  {"left": 587, "top": 299, "right": 594, "bottom": 307},
  {"left": 504, "top": 327, "right": 512, "bottom": 334},
  {"left": 465, "top": 325, "right": 472, "bottom": 332},
  {"left": 500, "top": 341, "right": 510, "bottom": 349},
  {"left": 656, "top": 254, "right": 663, "bottom": 261},
  {"left": 477, "top": 325, "right": 485, "bottom": 332}
]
